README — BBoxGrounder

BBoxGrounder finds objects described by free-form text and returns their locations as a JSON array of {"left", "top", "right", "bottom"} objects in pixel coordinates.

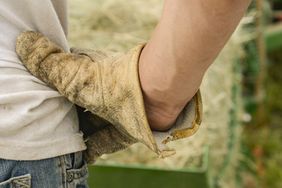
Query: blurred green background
[{"left": 68, "top": 0, "right": 282, "bottom": 187}]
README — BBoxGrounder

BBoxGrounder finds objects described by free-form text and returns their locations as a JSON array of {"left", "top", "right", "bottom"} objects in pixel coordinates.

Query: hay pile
[
  {"left": 69, "top": 0, "right": 245, "bottom": 187},
  {"left": 68, "top": 0, "right": 162, "bottom": 52}
]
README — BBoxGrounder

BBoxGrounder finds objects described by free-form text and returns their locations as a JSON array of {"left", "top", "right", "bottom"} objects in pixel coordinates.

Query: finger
[{"left": 16, "top": 31, "right": 63, "bottom": 77}]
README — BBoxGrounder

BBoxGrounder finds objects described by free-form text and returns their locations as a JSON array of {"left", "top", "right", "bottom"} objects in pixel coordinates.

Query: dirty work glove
[{"left": 16, "top": 31, "right": 203, "bottom": 164}]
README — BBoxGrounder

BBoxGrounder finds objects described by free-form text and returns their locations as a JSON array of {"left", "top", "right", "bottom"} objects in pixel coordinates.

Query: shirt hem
[{"left": 0, "top": 135, "right": 87, "bottom": 161}]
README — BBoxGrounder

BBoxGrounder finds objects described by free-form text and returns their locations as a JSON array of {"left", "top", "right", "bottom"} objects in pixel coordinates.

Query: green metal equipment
[{"left": 88, "top": 147, "right": 210, "bottom": 188}]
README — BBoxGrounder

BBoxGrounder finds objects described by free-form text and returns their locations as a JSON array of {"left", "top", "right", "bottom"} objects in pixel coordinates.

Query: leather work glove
[{"left": 16, "top": 31, "right": 203, "bottom": 164}]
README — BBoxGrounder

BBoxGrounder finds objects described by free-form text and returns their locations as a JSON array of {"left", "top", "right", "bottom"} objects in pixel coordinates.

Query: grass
[{"left": 242, "top": 47, "right": 282, "bottom": 188}]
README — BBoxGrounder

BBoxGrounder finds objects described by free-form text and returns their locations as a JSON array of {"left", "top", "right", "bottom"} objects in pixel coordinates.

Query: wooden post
[{"left": 255, "top": 0, "right": 267, "bottom": 126}]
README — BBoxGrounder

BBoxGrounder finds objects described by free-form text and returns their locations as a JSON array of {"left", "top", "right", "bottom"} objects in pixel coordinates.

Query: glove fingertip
[{"left": 16, "top": 31, "right": 43, "bottom": 61}]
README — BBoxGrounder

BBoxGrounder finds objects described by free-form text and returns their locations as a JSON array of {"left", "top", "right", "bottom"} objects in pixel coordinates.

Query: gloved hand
[{"left": 16, "top": 31, "right": 203, "bottom": 164}]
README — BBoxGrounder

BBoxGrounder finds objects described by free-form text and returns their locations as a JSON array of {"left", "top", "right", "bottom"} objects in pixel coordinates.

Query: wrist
[
  {"left": 144, "top": 104, "right": 179, "bottom": 132},
  {"left": 142, "top": 89, "right": 185, "bottom": 131}
]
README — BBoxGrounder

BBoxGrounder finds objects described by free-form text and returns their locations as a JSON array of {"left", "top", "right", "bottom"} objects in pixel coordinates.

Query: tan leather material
[{"left": 16, "top": 31, "right": 203, "bottom": 164}]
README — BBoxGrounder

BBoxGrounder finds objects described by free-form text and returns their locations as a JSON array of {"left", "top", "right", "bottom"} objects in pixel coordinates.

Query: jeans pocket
[
  {"left": 0, "top": 174, "right": 31, "bottom": 188},
  {"left": 63, "top": 152, "right": 89, "bottom": 188},
  {"left": 66, "top": 163, "right": 89, "bottom": 188}
]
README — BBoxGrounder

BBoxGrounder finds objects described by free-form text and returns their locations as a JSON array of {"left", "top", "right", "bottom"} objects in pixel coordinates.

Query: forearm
[{"left": 140, "top": 0, "right": 252, "bottom": 130}]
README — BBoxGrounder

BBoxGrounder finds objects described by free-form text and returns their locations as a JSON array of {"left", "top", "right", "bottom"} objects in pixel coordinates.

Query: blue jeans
[{"left": 0, "top": 152, "right": 89, "bottom": 188}]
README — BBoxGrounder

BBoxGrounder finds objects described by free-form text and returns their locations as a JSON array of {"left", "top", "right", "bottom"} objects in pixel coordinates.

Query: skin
[{"left": 140, "top": 0, "right": 252, "bottom": 131}]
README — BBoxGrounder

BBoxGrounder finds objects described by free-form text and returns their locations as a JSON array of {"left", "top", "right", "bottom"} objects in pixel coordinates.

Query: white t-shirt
[{"left": 0, "top": 0, "right": 86, "bottom": 160}]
